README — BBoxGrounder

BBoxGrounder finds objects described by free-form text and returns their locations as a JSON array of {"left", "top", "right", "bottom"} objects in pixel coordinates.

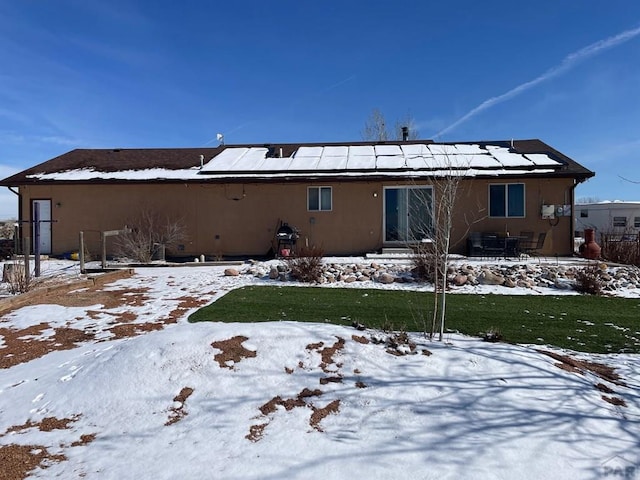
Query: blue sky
[{"left": 1, "top": 1, "right": 639, "bottom": 219}]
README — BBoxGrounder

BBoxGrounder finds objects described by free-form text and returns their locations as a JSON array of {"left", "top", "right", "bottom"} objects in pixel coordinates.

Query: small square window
[
  {"left": 613, "top": 216, "right": 627, "bottom": 228},
  {"left": 580, "top": 210, "right": 588, "bottom": 218},
  {"left": 308, "top": 186, "right": 332, "bottom": 211},
  {"left": 634, "top": 217, "right": 640, "bottom": 228}
]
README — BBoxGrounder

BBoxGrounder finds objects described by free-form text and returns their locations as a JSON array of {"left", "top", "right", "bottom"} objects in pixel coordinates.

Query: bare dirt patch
[
  {"left": 5, "top": 415, "right": 81, "bottom": 434},
  {"left": 0, "top": 275, "right": 211, "bottom": 367},
  {"left": 595, "top": 383, "right": 615, "bottom": 394},
  {"left": 245, "top": 423, "right": 268, "bottom": 442},
  {"left": 45, "top": 287, "right": 150, "bottom": 310},
  {"left": 0, "top": 325, "right": 95, "bottom": 369},
  {"left": 166, "top": 387, "right": 195, "bottom": 426},
  {"left": 109, "top": 322, "right": 164, "bottom": 340},
  {"left": 351, "top": 334, "right": 369, "bottom": 344},
  {"left": 310, "top": 399, "right": 340, "bottom": 432},
  {"left": 70, "top": 433, "right": 97, "bottom": 447},
  {"left": 0, "top": 444, "right": 66, "bottom": 480},
  {"left": 211, "top": 336, "right": 257, "bottom": 369},
  {"left": 162, "top": 296, "right": 213, "bottom": 324},
  {"left": 251, "top": 388, "right": 330, "bottom": 441},
  {"left": 306, "top": 337, "right": 345, "bottom": 372},
  {"left": 537, "top": 350, "right": 625, "bottom": 386},
  {"left": 320, "top": 376, "right": 342, "bottom": 385},
  {"left": 0, "top": 415, "right": 89, "bottom": 479},
  {"left": 538, "top": 349, "right": 628, "bottom": 408},
  {"left": 259, "top": 389, "right": 323, "bottom": 416},
  {"left": 601, "top": 395, "right": 627, "bottom": 407},
  {"left": 371, "top": 331, "right": 419, "bottom": 356}
]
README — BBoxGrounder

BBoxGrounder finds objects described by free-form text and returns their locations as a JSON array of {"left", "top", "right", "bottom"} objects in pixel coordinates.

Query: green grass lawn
[{"left": 188, "top": 286, "right": 640, "bottom": 354}]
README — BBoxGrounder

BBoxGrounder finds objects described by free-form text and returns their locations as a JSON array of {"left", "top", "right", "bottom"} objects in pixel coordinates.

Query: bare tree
[
  {"left": 429, "top": 165, "right": 463, "bottom": 341},
  {"left": 361, "top": 108, "right": 389, "bottom": 141},
  {"left": 362, "top": 109, "right": 420, "bottom": 141},
  {"left": 408, "top": 149, "right": 467, "bottom": 340},
  {"left": 2, "top": 260, "right": 31, "bottom": 294},
  {"left": 0, "top": 220, "right": 16, "bottom": 239},
  {"left": 115, "top": 210, "right": 188, "bottom": 263},
  {"left": 362, "top": 110, "right": 470, "bottom": 340},
  {"left": 576, "top": 196, "right": 602, "bottom": 204}
]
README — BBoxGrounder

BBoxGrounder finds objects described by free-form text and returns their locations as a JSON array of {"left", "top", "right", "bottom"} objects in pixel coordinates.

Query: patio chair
[
  {"left": 522, "top": 232, "right": 546, "bottom": 259},
  {"left": 467, "top": 232, "right": 484, "bottom": 257},
  {"left": 482, "top": 234, "right": 506, "bottom": 258},
  {"left": 519, "top": 231, "right": 534, "bottom": 246}
]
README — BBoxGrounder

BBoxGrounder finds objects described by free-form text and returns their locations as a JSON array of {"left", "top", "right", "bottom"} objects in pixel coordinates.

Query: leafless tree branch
[{"left": 115, "top": 210, "right": 188, "bottom": 263}]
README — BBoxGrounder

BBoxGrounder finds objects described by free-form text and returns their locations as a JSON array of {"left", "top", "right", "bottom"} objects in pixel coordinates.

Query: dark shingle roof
[{"left": 0, "top": 139, "right": 594, "bottom": 186}]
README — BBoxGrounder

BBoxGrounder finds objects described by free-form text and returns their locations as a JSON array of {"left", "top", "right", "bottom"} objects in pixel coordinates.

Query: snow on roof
[
  {"left": 32, "top": 167, "right": 204, "bottom": 181},
  {"left": 576, "top": 200, "right": 640, "bottom": 207},
  {"left": 26, "top": 143, "right": 563, "bottom": 182},
  {"left": 200, "top": 143, "right": 560, "bottom": 174},
  {"left": 524, "top": 153, "right": 564, "bottom": 166}
]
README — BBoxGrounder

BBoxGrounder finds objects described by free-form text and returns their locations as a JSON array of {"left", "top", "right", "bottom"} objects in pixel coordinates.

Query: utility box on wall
[
  {"left": 556, "top": 205, "right": 572, "bottom": 217},
  {"left": 541, "top": 204, "right": 572, "bottom": 219},
  {"left": 541, "top": 205, "right": 555, "bottom": 219}
]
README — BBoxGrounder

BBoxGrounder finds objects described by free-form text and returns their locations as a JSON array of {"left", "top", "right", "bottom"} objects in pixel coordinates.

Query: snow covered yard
[{"left": 0, "top": 259, "right": 639, "bottom": 479}]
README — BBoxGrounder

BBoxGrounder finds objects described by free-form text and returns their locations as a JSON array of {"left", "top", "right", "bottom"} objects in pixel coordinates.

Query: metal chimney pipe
[{"left": 401, "top": 126, "right": 409, "bottom": 141}]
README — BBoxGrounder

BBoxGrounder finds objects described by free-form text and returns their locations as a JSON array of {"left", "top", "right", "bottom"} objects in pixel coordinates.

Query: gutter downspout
[
  {"left": 570, "top": 181, "right": 577, "bottom": 255},
  {"left": 570, "top": 176, "right": 589, "bottom": 255}
]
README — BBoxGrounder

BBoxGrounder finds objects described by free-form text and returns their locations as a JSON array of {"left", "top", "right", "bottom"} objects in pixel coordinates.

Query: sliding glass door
[{"left": 384, "top": 187, "right": 433, "bottom": 243}]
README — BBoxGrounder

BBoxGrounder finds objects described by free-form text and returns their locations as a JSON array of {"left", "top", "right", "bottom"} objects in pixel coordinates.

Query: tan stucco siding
[
  {"left": 18, "top": 176, "right": 576, "bottom": 258},
  {"left": 447, "top": 177, "right": 576, "bottom": 256},
  {"left": 18, "top": 182, "right": 384, "bottom": 257}
]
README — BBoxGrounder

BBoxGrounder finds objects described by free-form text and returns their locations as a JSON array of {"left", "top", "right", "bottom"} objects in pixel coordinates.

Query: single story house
[
  {"left": 0, "top": 139, "right": 594, "bottom": 259},
  {"left": 575, "top": 201, "right": 640, "bottom": 241}
]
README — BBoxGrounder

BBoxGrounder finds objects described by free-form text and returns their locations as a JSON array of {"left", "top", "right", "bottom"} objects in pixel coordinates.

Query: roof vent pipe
[
  {"left": 200, "top": 155, "right": 204, "bottom": 169},
  {"left": 265, "top": 145, "right": 275, "bottom": 158},
  {"left": 402, "top": 126, "right": 409, "bottom": 142}
]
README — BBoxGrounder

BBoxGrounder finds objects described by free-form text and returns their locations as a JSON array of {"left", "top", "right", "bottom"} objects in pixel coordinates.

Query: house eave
[{"left": 0, "top": 168, "right": 591, "bottom": 187}]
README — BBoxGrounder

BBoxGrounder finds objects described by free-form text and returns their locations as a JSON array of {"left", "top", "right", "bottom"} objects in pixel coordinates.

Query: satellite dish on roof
[{"left": 216, "top": 133, "right": 224, "bottom": 145}]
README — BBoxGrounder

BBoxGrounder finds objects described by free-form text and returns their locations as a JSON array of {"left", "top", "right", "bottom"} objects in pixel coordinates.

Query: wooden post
[
  {"left": 101, "top": 231, "right": 107, "bottom": 270},
  {"left": 101, "top": 230, "right": 125, "bottom": 269},
  {"left": 34, "top": 202, "right": 41, "bottom": 277},
  {"left": 13, "top": 224, "right": 19, "bottom": 256},
  {"left": 79, "top": 231, "right": 85, "bottom": 274},
  {"left": 23, "top": 237, "right": 30, "bottom": 285}
]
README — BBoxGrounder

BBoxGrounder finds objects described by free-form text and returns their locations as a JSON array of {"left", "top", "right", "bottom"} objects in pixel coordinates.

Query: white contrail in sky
[{"left": 434, "top": 24, "right": 640, "bottom": 139}]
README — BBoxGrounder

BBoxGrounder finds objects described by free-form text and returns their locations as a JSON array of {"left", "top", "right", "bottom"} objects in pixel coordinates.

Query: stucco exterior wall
[
  {"left": 18, "top": 182, "right": 383, "bottom": 257},
  {"left": 447, "top": 177, "right": 576, "bottom": 256},
  {"left": 17, "top": 176, "right": 577, "bottom": 258}
]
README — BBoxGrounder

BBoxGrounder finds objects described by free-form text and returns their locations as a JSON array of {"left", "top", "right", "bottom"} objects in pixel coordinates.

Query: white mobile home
[{"left": 575, "top": 201, "right": 640, "bottom": 241}]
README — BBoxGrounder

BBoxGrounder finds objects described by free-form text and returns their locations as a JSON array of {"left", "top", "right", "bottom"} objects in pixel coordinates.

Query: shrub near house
[{"left": 0, "top": 220, "right": 15, "bottom": 259}]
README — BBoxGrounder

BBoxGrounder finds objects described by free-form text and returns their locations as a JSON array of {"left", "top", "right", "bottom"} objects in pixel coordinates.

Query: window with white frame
[
  {"left": 308, "top": 186, "right": 332, "bottom": 211},
  {"left": 613, "top": 216, "right": 627, "bottom": 228},
  {"left": 489, "top": 183, "right": 525, "bottom": 217},
  {"left": 635, "top": 217, "right": 640, "bottom": 228}
]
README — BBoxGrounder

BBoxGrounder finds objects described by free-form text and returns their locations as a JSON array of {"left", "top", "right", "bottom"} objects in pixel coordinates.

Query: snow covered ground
[{"left": 0, "top": 259, "right": 639, "bottom": 479}]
